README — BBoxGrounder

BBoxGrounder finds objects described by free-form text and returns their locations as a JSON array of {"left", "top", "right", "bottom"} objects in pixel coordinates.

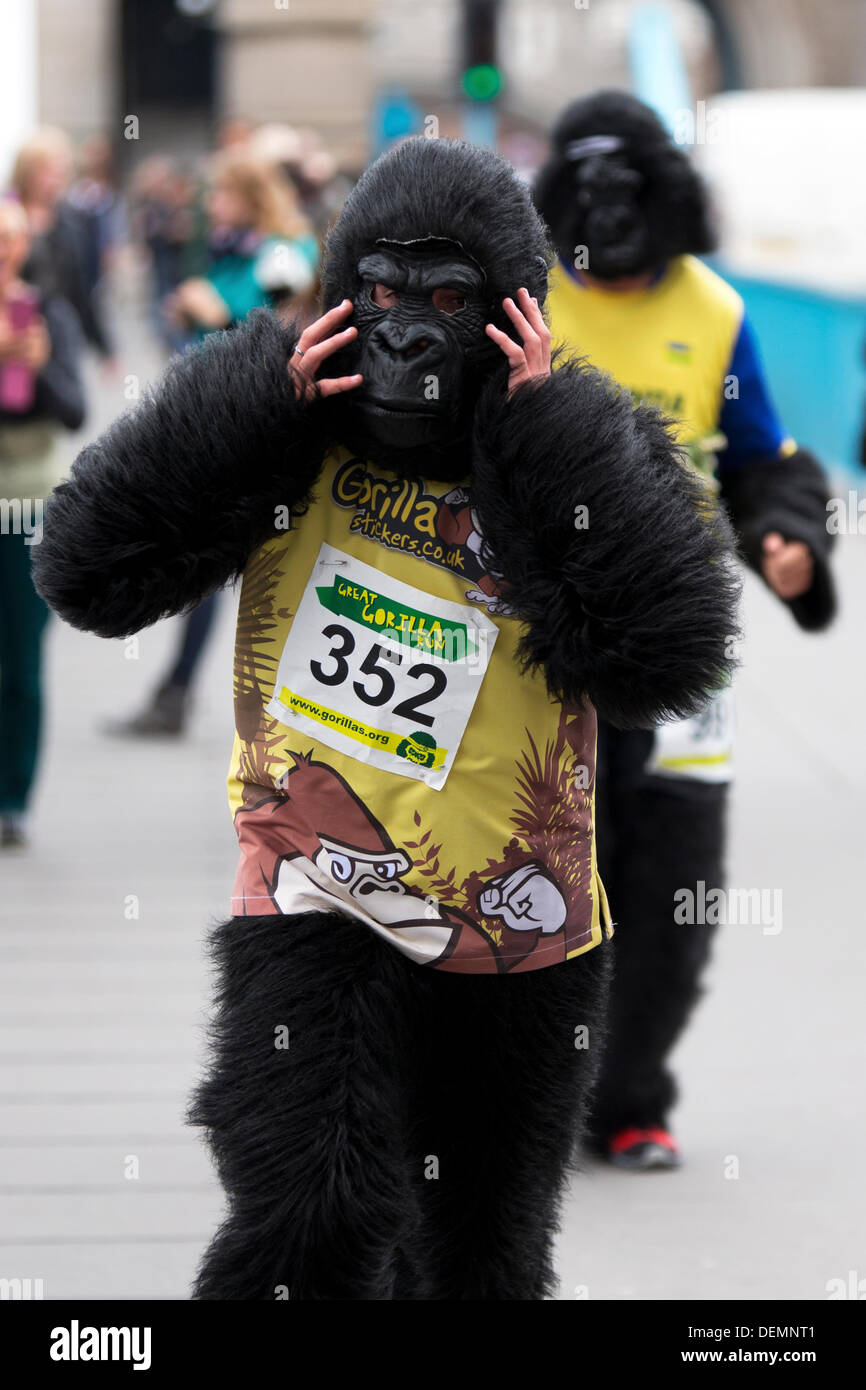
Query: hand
[
  {"left": 171, "top": 277, "right": 230, "bottom": 330},
  {"left": 485, "top": 287, "right": 551, "bottom": 398},
  {"left": 15, "top": 319, "right": 51, "bottom": 372},
  {"left": 760, "top": 531, "right": 814, "bottom": 600},
  {"left": 288, "top": 299, "right": 362, "bottom": 402}
]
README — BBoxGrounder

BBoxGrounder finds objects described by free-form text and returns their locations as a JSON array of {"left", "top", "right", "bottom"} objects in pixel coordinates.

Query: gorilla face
[
  {"left": 568, "top": 148, "right": 650, "bottom": 280},
  {"left": 346, "top": 238, "right": 490, "bottom": 451},
  {"left": 553, "top": 138, "right": 655, "bottom": 281},
  {"left": 320, "top": 138, "right": 552, "bottom": 480}
]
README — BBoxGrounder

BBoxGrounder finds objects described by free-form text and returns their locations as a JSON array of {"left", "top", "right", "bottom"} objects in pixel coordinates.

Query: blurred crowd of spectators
[
  {"left": 128, "top": 120, "right": 353, "bottom": 351},
  {"left": 0, "top": 118, "right": 353, "bottom": 844}
]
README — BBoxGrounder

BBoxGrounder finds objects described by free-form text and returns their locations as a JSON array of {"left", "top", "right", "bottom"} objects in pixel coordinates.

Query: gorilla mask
[
  {"left": 534, "top": 90, "right": 716, "bottom": 282},
  {"left": 564, "top": 136, "right": 650, "bottom": 279},
  {"left": 319, "top": 137, "right": 552, "bottom": 480},
  {"left": 351, "top": 237, "right": 489, "bottom": 451}
]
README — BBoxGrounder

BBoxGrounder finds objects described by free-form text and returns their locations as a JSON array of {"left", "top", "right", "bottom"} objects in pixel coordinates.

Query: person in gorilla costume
[
  {"left": 535, "top": 91, "right": 837, "bottom": 1170},
  {"left": 34, "top": 136, "right": 738, "bottom": 1299}
]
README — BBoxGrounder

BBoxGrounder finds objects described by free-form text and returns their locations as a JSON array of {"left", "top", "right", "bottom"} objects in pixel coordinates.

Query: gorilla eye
[
  {"left": 432, "top": 287, "right": 466, "bottom": 315},
  {"left": 374, "top": 861, "right": 398, "bottom": 880},
  {"left": 329, "top": 853, "right": 354, "bottom": 882},
  {"left": 371, "top": 283, "right": 400, "bottom": 308}
]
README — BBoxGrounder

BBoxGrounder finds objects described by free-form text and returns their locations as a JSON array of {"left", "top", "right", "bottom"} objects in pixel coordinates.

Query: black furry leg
[
  {"left": 396, "top": 942, "right": 612, "bottom": 1300},
  {"left": 189, "top": 912, "right": 424, "bottom": 1300},
  {"left": 591, "top": 724, "right": 727, "bottom": 1139}
]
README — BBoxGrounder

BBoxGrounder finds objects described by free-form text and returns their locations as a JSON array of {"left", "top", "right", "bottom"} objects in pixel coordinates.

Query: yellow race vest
[
  {"left": 228, "top": 446, "right": 611, "bottom": 974},
  {"left": 547, "top": 254, "right": 743, "bottom": 452},
  {"left": 549, "top": 255, "right": 745, "bottom": 783}
]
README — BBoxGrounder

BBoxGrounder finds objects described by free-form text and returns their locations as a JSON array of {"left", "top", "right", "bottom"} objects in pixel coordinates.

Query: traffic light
[
  {"left": 461, "top": 0, "right": 503, "bottom": 104},
  {"left": 461, "top": 62, "right": 502, "bottom": 103}
]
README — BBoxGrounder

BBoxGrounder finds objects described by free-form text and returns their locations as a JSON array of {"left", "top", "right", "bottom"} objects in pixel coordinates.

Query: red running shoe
[{"left": 607, "top": 1126, "right": 682, "bottom": 1170}]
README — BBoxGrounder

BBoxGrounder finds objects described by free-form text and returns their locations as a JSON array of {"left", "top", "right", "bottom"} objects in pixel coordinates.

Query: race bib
[
  {"left": 646, "top": 686, "right": 735, "bottom": 784},
  {"left": 266, "top": 543, "right": 498, "bottom": 790}
]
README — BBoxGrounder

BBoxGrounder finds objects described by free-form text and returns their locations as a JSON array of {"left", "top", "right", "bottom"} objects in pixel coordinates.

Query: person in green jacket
[
  {"left": 166, "top": 148, "right": 319, "bottom": 339},
  {"left": 109, "top": 151, "right": 319, "bottom": 739}
]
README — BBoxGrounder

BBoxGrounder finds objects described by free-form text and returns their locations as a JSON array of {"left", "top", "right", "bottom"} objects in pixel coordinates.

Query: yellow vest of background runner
[{"left": 547, "top": 254, "right": 743, "bottom": 451}]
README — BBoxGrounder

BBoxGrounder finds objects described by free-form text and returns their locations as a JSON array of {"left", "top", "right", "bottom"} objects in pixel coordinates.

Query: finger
[
  {"left": 306, "top": 299, "right": 354, "bottom": 336},
  {"left": 762, "top": 531, "right": 784, "bottom": 553},
  {"left": 517, "top": 288, "right": 550, "bottom": 341},
  {"left": 297, "top": 299, "right": 354, "bottom": 351},
  {"left": 299, "top": 324, "right": 357, "bottom": 370},
  {"left": 503, "top": 294, "right": 547, "bottom": 377},
  {"left": 502, "top": 294, "right": 540, "bottom": 350},
  {"left": 485, "top": 321, "right": 525, "bottom": 363},
  {"left": 317, "top": 373, "right": 363, "bottom": 398}
]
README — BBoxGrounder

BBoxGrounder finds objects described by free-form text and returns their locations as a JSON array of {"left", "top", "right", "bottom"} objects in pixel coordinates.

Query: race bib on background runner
[
  {"left": 646, "top": 685, "right": 735, "bottom": 784},
  {"left": 267, "top": 543, "right": 498, "bottom": 790}
]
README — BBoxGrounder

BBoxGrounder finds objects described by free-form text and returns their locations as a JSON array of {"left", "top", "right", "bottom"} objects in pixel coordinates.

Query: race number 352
[{"left": 311, "top": 623, "right": 447, "bottom": 728}]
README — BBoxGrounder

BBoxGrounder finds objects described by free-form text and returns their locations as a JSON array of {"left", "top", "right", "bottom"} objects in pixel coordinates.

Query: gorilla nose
[
  {"left": 595, "top": 206, "right": 634, "bottom": 236},
  {"left": 372, "top": 321, "right": 446, "bottom": 364}
]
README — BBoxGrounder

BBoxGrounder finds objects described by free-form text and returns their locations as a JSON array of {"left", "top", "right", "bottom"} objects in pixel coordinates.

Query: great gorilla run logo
[
  {"left": 330, "top": 457, "right": 508, "bottom": 608},
  {"left": 314, "top": 573, "right": 479, "bottom": 660}
]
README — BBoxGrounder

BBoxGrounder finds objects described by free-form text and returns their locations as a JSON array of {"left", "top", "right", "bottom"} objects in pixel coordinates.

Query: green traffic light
[{"left": 462, "top": 63, "right": 502, "bottom": 102}]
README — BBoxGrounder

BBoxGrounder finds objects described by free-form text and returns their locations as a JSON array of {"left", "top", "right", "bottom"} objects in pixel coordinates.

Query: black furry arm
[
  {"left": 32, "top": 310, "right": 325, "bottom": 638},
  {"left": 470, "top": 363, "right": 741, "bottom": 730},
  {"left": 718, "top": 448, "right": 836, "bottom": 631}
]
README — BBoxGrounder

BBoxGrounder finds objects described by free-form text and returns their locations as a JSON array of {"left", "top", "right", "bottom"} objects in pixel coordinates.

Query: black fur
[
  {"left": 32, "top": 311, "right": 326, "bottom": 638},
  {"left": 719, "top": 447, "right": 837, "bottom": 631},
  {"left": 534, "top": 89, "right": 715, "bottom": 276},
  {"left": 190, "top": 911, "right": 611, "bottom": 1300},
  {"left": 472, "top": 362, "right": 741, "bottom": 729}
]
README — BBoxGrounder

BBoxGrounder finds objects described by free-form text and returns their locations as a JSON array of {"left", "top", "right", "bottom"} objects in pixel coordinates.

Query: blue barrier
[{"left": 713, "top": 261, "right": 866, "bottom": 475}]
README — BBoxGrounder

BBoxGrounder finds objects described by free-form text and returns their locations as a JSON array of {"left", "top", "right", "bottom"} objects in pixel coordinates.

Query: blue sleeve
[{"left": 717, "top": 314, "right": 788, "bottom": 471}]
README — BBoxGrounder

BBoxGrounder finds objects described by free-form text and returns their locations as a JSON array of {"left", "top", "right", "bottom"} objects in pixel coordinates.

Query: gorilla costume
[
  {"left": 34, "top": 137, "right": 739, "bottom": 1298},
  {"left": 535, "top": 91, "right": 837, "bottom": 1166}
]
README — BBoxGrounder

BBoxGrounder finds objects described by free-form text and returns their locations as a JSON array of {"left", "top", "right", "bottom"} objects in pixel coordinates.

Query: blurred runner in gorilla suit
[{"left": 535, "top": 91, "right": 837, "bottom": 1169}]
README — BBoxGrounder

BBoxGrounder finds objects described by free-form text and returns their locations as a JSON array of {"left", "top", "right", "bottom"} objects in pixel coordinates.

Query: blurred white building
[{"left": 693, "top": 87, "right": 866, "bottom": 295}]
